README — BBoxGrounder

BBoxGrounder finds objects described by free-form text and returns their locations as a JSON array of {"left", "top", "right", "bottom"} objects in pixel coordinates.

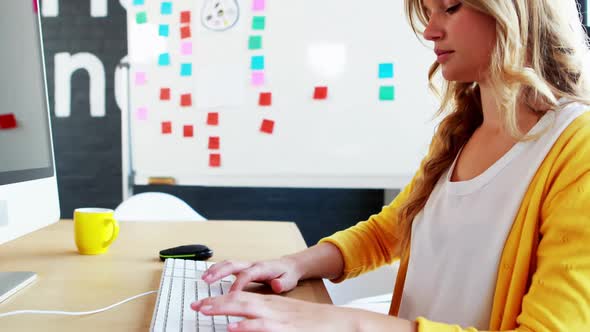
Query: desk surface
[{"left": 0, "top": 220, "right": 331, "bottom": 331}]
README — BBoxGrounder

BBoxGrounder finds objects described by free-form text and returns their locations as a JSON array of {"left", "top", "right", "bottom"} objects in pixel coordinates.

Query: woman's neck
[{"left": 477, "top": 82, "right": 542, "bottom": 136}]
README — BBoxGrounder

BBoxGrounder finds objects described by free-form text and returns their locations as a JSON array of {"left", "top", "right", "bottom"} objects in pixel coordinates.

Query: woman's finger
[
  {"left": 229, "top": 263, "right": 275, "bottom": 292},
  {"left": 202, "top": 260, "right": 253, "bottom": 283},
  {"left": 192, "top": 291, "right": 274, "bottom": 319},
  {"left": 228, "top": 318, "right": 291, "bottom": 332}
]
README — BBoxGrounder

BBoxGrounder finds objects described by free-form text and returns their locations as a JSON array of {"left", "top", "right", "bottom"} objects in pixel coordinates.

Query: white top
[{"left": 398, "top": 101, "right": 587, "bottom": 329}]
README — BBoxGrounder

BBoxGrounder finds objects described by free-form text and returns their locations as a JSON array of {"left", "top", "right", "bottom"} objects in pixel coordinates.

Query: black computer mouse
[{"left": 159, "top": 244, "right": 213, "bottom": 261}]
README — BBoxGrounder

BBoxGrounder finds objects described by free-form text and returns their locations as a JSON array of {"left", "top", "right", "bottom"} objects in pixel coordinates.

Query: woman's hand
[
  {"left": 201, "top": 257, "right": 303, "bottom": 293},
  {"left": 191, "top": 291, "right": 363, "bottom": 332}
]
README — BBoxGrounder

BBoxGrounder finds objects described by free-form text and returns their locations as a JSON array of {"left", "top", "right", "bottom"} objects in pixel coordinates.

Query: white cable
[{"left": 0, "top": 290, "right": 157, "bottom": 318}]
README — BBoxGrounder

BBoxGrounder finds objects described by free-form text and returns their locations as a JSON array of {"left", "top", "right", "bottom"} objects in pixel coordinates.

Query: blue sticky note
[
  {"left": 251, "top": 56, "right": 265, "bottom": 70},
  {"left": 133, "top": 0, "right": 144, "bottom": 5},
  {"left": 379, "top": 63, "right": 394, "bottom": 79},
  {"left": 161, "top": 2, "right": 172, "bottom": 15},
  {"left": 180, "top": 63, "right": 192, "bottom": 76},
  {"left": 158, "top": 53, "right": 170, "bottom": 66},
  {"left": 159, "top": 24, "right": 169, "bottom": 37}
]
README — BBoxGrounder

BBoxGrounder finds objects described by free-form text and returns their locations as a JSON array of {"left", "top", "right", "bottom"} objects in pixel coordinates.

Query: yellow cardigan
[{"left": 319, "top": 112, "right": 590, "bottom": 332}]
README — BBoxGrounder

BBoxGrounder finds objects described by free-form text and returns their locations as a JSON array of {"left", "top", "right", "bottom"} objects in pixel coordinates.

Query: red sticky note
[
  {"left": 180, "top": 93, "right": 192, "bottom": 107},
  {"left": 207, "top": 112, "right": 219, "bottom": 126},
  {"left": 209, "top": 154, "right": 221, "bottom": 167},
  {"left": 259, "top": 92, "right": 272, "bottom": 106},
  {"left": 260, "top": 119, "right": 274, "bottom": 134},
  {"left": 180, "top": 11, "right": 191, "bottom": 23},
  {"left": 208, "top": 136, "right": 220, "bottom": 150},
  {"left": 33, "top": 0, "right": 38, "bottom": 13},
  {"left": 183, "top": 125, "right": 194, "bottom": 137},
  {"left": 180, "top": 26, "right": 191, "bottom": 39},
  {"left": 160, "top": 88, "right": 170, "bottom": 100},
  {"left": 161, "top": 121, "right": 172, "bottom": 134},
  {"left": 314, "top": 86, "right": 328, "bottom": 100},
  {"left": 0, "top": 113, "right": 17, "bottom": 129}
]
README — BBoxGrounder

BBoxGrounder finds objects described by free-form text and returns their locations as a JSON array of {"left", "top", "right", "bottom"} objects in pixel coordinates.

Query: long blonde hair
[{"left": 396, "top": 0, "right": 590, "bottom": 251}]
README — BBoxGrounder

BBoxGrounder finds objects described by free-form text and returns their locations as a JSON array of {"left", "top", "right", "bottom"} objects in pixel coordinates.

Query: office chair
[
  {"left": 114, "top": 192, "right": 206, "bottom": 222},
  {"left": 323, "top": 261, "right": 400, "bottom": 314}
]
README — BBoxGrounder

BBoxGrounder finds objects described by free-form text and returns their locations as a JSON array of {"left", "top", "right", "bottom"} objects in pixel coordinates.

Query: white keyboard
[{"left": 150, "top": 259, "right": 244, "bottom": 332}]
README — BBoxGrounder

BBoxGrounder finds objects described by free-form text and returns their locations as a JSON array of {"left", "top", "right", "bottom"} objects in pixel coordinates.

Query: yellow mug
[{"left": 74, "top": 208, "right": 120, "bottom": 255}]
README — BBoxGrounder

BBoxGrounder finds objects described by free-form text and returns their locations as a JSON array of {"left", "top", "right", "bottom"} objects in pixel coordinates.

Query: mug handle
[{"left": 103, "top": 217, "right": 120, "bottom": 248}]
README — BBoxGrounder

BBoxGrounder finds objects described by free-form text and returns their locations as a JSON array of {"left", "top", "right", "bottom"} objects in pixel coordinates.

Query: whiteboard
[{"left": 126, "top": 0, "right": 439, "bottom": 188}]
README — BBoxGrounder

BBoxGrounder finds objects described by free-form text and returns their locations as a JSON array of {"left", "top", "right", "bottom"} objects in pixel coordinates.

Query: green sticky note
[
  {"left": 379, "top": 86, "right": 395, "bottom": 101},
  {"left": 248, "top": 36, "right": 262, "bottom": 50},
  {"left": 252, "top": 16, "right": 266, "bottom": 30},
  {"left": 136, "top": 11, "right": 147, "bottom": 24}
]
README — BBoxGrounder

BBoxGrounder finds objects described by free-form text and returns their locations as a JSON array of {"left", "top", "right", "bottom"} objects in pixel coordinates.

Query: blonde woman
[{"left": 191, "top": 0, "right": 590, "bottom": 331}]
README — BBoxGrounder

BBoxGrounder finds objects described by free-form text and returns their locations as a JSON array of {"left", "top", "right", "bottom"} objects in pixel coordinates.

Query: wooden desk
[{"left": 0, "top": 220, "right": 331, "bottom": 331}]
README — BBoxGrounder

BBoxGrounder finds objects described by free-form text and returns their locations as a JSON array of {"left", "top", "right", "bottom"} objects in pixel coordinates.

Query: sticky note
[
  {"left": 252, "top": 0, "right": 265, "bottom": 11},
  {"left": 379, "top": 86, "right": 395, "bottom": 101},
  {"left": 207, "top": 112, "right": 219, "bottom": 126},
  {"left": 135, "top": 72, "right": 146, "bottom": 85},
  {"left": 248, "top": 36, "right": 262, "bottom": 50},
  {"left": 314, "top": 86, "right": 328, "bottom": 100},
  {"left": 252, "top": 16, "right": 265, "bottom": 30},
  {"left": 180, "top": 11, "right": 191, "bottom": 23},
  {"left": 180, "top": 93, "right": 192, "bottom": 107},
  {"left": 33, "top": 0, "right": 38, "bottom": 13},
  {"left": 160, "top": 88, "right": 171, "bottom": 100},
  {"left": 133, "top": 0, "right": 144, "bottom": 5},
  {"left": 379, "top": 63, "right": 394, "bottom": 79},
  {"left": 183, "top": 125, "right": 194, "bottom": 137},
  {"left": 0, "top": 113, "right": 18, "bottom": 129},
  {"left": 159, "top": 24, "right": 169, "bottom": 37},
  {"left": 158, "top": 53, "right": 170, "bottom": 66},
  {"left": 180, "top": 26, "right": 191, "bottom": 39},
  {"left": 251, "top": 71, "right": 265, "bottom": 86},
  {"left": 208, "top": 136, "right": 220, "bottom": 150},
  {"left": 161, "top": 2, "right": 172, "bottom": 15},
  {"left": 258, "top": 92, "right": 272, "bottom": 106},
  {"left": 180, "top": 63, "right": 192, "bottom": 76},
  {"left": 209, "top": 154, "right": 221, "bottom": 167},
  {"left": 161, "top": 121, "right": 172, "bottom": 134},
  {"left": 260, "top": 119, "right": 274, "bottom": 134},
  {"left": 136, "top": 11, "right": 147, "bottom": 24},
  {"left": 136, "top": 107, "right": 148, "bottom": 120},
  {"left": 251, "top": 56, "right": 264, "bottom": 70},
  {"left": 181, "top": 42, "right": 192, "bottom": 55}
]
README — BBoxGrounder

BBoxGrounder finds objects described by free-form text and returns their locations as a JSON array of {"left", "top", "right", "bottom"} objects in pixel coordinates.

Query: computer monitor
[{"left": 0, "top": 0, "right": 60, "bottom": 301}]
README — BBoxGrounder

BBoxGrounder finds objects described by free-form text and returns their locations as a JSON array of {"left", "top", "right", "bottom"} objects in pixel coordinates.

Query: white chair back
[
  {"left": 323, "top": 261, "right": 399, "bottom": 313},
  {"left": 114, "top": 192, "right": 206, "bottom": 222}
]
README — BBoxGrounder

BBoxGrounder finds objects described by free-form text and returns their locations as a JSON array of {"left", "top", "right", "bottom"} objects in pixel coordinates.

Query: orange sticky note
[
  {"left": 0, "top": 113, "right": 17, "bottom": 129},
  {"left": 180, "top": 26, "right": 191, "bottom": 39},
  {"left": 314, "top": 86, "right": 328, "bottom": 100},
  {"left": 208, "top": 136, "right": 220, "bottom": 150},
  {"left": 180, "top": 93, "right": 192, "bottom": 107},
  {"left": 259, "top": 92, "right": 272, "bottom": 106},
  {"left": 260, "top": 119, "right": 274, "bottom": 134},
  {"left": 180, "top": 11, "right": 191, "bottom": 23},
  {"left": 209, "top": 153, "right": 221, "bottom": 167},
  {"left": 207, "top": 112, "right": 219, "bottom": 126},
  {"left": 160, "top": 88, "right": 170, "bottom": 100},
  {"left": 183, "top": 125, "right": 194, "bottom": 137},
  {"left": 162, "top": 121, "right": 172, "bottom": 134}
]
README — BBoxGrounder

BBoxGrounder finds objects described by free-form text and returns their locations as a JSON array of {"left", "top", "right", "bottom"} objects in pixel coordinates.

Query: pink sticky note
[
  {"left": 136, "top": 107, "right": 148, "bottom": 120},
  {"left": 252, "top": 0, "right": 265, "bottom": 11},
  {"left": 252, "top": 71, "right": 265, "bottom": 86},
  {"left": 181, "top": 42, "right": 192, "bottom": 55},
  {"left": 135, "top": 72, "right": 146, "bottom": 85}
]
